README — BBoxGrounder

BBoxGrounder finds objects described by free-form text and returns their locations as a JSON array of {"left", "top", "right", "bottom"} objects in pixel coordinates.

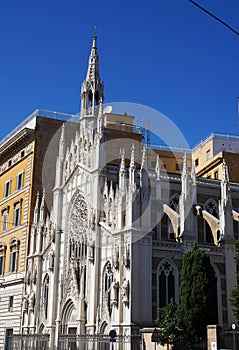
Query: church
[{"left": 21, "top": 33, "right": 239, "bottom": 349}]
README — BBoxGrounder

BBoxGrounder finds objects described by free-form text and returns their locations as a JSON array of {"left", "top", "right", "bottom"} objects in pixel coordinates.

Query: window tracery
[{"left": 157, "top": 260, "right": 178, "bottom": 308}]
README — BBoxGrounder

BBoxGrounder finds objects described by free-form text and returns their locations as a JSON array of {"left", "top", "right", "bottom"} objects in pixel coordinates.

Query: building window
[
  {"left": 2, "top": 212, "right": 8, "bottom": 232},
  {"left": 4, "top": 180, "right": 11, "bottom": 198},
  {"left": 214, "top": 171, "right": 219, "bottom": 179},
  {"left": 13, "top": 201, "right": 22, "bottom": 227},
  {"left": 8, "top": 296, "right": 14, "bottom": 312},
  {"left": 157, "top": 260, "right": 178, "bottom": 308},
  {"left": 0, "top": 243, "right": 6, "bottom": 275},
  {"left": 175, "top": 163, "right": 182, "bottom": 171},
  {"left": 20, "top": 150, "right": 25, "bottom": 158},
  {"left": 8, "top": 160, "right": 12, "bottom": 167},
  {"left": 16, "top": 172, "right": 24, "bottom": 190},
  {"left": 206, "top": 149, "right": 211, "bottom": 161},
  {"left": 1, "top": 208, "right": 9, "bottom": 232},
  {"left": 9, "top": 238, "right": 19, "bottom": 273},
  {"left": 195, "top": 158, "right": 199, "bottom": 167}
]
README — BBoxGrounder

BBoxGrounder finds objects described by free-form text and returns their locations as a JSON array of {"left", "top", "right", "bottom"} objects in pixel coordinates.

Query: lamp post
[{"left": 232, "top": 323, "right": 236, "bottom": 350}]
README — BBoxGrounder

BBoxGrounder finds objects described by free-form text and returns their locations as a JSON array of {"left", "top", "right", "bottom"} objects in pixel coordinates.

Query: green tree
[
  {"left": 156, "top": 298, "right": 181, "bottom": 347},
  {"left": 230, "top": 238, "right": 239, "bottom": 322},
  {"left": 179, "top": 245, "right": 218, "bottom": 342}
]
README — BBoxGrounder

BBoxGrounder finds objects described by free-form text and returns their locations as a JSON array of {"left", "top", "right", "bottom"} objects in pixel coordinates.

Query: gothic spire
[
  {"left": 39, "top": 189, "right": 46, "bottom": 224},
  {"left": 81, "top": 31, "right": 104, "bottom": 115},
  {"left": 59, "top": 123, "right": 65, "bottom": 160},
  {"left": 34, "top": 191, "right": 40, "bottom": 224},
  {"left": 140, "top": 146, "right": 148, "bottom": 187},
  {"left": 129, "top": 144, "right": 136, "bottom": 190},
  {"left": 221, "top": 159, "right": 230, "bottom": 203},
  {"left": 119, "top": 149, "right": 126, "bottom": 192},
  {"left": 86, "top": 33, "right": 100, "bottom": 85},
  {"left": 191, "top": 158, "right": 196, "bottom": 186}
]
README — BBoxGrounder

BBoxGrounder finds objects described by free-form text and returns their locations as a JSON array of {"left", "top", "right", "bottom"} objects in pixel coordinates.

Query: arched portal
[{"left": 61, "top": 299, "right": 77, "bottom": 335}]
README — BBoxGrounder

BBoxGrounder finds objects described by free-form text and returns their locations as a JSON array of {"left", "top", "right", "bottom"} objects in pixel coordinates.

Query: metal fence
[
  {"left": 57, "top": 334, "right": 141, "bottom": 350},
  {"left": 172, "top": 336, "right": 207, "bottom": 350},
  {"left": 12, "top": 334, "right": 50, "bottom": 350},
  {"left": 11, "top": 333, "right": 141, "bottom": 350},
  {"left": 219, "top": 330, "right": 239, "bottom": 349}
]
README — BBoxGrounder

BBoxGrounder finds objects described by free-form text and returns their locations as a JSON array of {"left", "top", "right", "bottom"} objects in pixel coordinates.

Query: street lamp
[{"left": 232, "top": 323, "right": 236, "bottom": 350}]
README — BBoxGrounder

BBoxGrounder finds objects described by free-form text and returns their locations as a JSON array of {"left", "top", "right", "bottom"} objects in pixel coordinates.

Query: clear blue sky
[{"left": 1, "top": 0, "right": 239, "bottom": 147}]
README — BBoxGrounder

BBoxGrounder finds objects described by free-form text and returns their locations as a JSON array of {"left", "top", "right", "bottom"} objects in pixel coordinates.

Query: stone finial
[{"left": 155, "top": 154, "right": 160, "bottom": 180}]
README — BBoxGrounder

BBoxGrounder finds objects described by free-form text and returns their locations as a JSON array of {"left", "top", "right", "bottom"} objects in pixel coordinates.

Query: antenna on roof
[{"left": 146, "top": 120, "right": 150, "bottom": 148}]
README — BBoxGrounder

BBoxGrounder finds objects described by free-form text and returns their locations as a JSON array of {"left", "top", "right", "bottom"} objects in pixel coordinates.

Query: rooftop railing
[
  {"left": 192, "top": 132, "right": 239, "bottom": 151},
  {"left": 0, "top": 109, "right": 79, "bottom": 147}
]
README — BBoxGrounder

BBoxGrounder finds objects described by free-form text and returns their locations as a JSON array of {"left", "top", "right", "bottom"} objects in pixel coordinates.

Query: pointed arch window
[
  {"left": 157, "top": 260, "right": 178, "bottom": 308},
  {"left": 204, "top": 199, "right": 218, "bottom": 244}
]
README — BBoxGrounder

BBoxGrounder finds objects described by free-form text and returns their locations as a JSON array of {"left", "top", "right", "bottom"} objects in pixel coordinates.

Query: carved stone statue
[
  {"left": 23, "top": 292, "right": 29, "bottom": 312},
  {"left": 113, "top": 245, "right": 119, "bottom": 270},
  {"left": 29, "top": 290, "right": 35, "bottom": 311},
  {"left": 48, "top": 251, "right": 54, "bottom": 270},
  {"left": 90, "top": 209, "right": 96, "bottom": 231},
  {"left": 122, "top": 278, "right": 129, "bottom": 305},
  {"left": 110, "top": 279, "right": 119, "bottom": 307},
  {"left": 123, "top": 245, "right": 130, "bottom": 267},
  {"left": 88, "top": 241, "right": 94, "bottom": 262},
  {"left": 31, "top": 266, "right": 37, "bottom": 284}
]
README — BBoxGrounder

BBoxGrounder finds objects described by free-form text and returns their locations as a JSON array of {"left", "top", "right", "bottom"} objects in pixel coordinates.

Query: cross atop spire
[{"left": 93, "top": 24, "right": 97, "bottom": 36}]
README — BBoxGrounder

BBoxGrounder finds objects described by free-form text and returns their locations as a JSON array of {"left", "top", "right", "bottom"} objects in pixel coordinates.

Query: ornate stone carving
[{"left": 70, "top": 195, "right": 88, "bottom": 238}]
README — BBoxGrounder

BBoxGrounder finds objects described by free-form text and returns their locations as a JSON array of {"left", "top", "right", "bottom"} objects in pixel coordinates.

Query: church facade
[{"left": 20, "top": 34, "right": 239, "bottom": 349}]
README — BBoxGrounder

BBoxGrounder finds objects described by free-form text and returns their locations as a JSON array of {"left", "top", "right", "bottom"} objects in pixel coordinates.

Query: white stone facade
[{"left": 21, "top": 35, "right": 239, "bottom": 350}]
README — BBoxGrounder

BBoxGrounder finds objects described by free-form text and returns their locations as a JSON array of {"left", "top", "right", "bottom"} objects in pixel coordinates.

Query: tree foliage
[
  {"left": 156, "top": 298, "right": 181, "bottom": 346},
  {"left": 230, "top": 238, "right": 239, "bottom": 322},
  {"left": 179, "top": 245, "right": 218, "bottom": 341}
]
